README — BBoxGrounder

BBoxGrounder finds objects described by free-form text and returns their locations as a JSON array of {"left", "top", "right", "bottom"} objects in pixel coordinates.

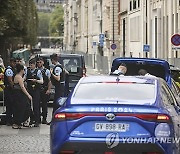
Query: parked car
[
  {"left": 111, "top": 58, "right": 172, "bottom": 87},
  {"left": 50, "top": 75, "right": 180, "bottom": 154},
  {"left": 32, "top": 53, "right": 86, "bottom": 98}
]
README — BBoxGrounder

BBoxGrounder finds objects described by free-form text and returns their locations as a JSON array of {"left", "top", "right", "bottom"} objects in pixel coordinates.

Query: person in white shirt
[
  {"left": 50, "top": 54, "right": 65, "bottom": 114},
  {"left": 112, "top": 63, "right": 127, "bottom": 76},
  {"left": 138, "top": 69, "right": 156, "bottom": 77}
]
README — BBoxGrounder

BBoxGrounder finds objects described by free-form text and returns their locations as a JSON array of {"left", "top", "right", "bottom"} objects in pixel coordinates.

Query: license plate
[{"left": 95, "top": 123, "right": 129, "bottom": 132}]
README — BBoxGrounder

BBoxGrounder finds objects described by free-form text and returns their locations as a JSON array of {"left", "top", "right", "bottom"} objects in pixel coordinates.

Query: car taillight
[
  {"left": 54, "top": 113, "right": 171, "bottom": 123},
  {"left": 55, "top": 113, "right": 84, "bottom": 120},
  {"left": 116, "top": 113, "right": 171, "bottom": 123},
  {"left": 54, "top": 113, "right": 104, "bottom": 120}
]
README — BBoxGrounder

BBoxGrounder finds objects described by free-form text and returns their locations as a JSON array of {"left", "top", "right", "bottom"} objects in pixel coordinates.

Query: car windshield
[
  {"left": 45, "top": 56, "right": 82, "bottom": 73},
  {"left": 59, "top": 57, "right": 81, "bottom": 73},
  {"left": 72, "top": 82, "right": 156, "bottom": 105}
]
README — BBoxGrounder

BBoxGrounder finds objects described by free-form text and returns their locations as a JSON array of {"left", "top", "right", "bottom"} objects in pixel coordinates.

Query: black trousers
[
  {"left": 4, "top": 87, "right": 14, "bottom": 124},
  {"left": 40, "top": 89, "right": 50, "bottom": 120},
  {"left": 53, "top": 84, "right": 64, "bottom": 113},
  {"left": 29, "top": 88, "right": 40, "bottom": 123},
  {"left": 12, "top": 90, "right": 31, "bottom": 125}
]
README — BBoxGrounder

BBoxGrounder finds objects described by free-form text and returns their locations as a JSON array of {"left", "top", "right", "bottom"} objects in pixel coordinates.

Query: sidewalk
[{"left": 86, "top": 66, "right": 101, "bottom": 76}]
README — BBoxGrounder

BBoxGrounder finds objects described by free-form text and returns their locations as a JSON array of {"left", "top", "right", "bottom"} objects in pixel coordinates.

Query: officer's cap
[
  {"left": 29, "top": 58, "right": 36, "bottom": 64},
  {"left": 36, "top": 57, "right": 44, "bottom": 62},
  {"left": 10, "top": 57, "right": 16, "bottom": 62},
  {"left": 16, "top": 56, "right": 22, "bottom": 61},
  {"left": 50, "top": 53, "right": 58, "bottom": 60}
]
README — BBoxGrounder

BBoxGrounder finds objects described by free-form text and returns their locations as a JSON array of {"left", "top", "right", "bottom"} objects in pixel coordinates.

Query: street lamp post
[
  {"left": 113, "top": 0, "right": 115, "bottom": 44},
  {"left": 112, "top": 0, "right": 115, "bottom": 56},
  {"left": 100, "top": 0, "right": 102, "bottom": 33},
  {"left": 145, "top": 0, "right": 148, "bottom": 58},
  {"left": 72, "top": 13, "right": 78, "bottom": 53},
  {"left": 99, "top": 0, "right": 103, "bottom": 56},
  {"left": 85, "top": 6, "right": 88, "bottom": 54}
]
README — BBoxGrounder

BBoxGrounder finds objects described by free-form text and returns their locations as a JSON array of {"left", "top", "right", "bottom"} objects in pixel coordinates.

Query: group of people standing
[{"left": 4, "top": 53, "right": 66, "bottom": 129}]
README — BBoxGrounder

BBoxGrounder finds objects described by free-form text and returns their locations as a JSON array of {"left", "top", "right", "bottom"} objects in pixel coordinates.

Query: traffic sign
[
  {"left": 99, "top": 34, "right": 104, "bottom": 47},
  {"left": 92, "top": 42, "right": 96, "bottom": 46},
  {"left": 172, "top": 46, "right": 180, "bottom": 50},
  {"left": 143, "top": 44, "right": 150, "bottom": 52},
  {"left": 171, "top": 34, "right": 180, "bottom": 46},
  {"left": 99, "top": 41, "right": 104, "bottom": 47},
  {"left": 111, "top": 43, "right": 117, "bottom": 50},
  {"left": 99, "top": 34, "right": 105, "bottom": 41}
]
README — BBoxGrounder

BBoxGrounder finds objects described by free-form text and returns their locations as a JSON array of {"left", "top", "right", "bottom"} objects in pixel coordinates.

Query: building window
[
  {"left": 176, "top": 13, "right": 178, "bottom": 33},
  {"left": 130, "top": 1, "right": 132, "bottom": 11},
  {"left": 133, "top": 0, "right": 137, "bottom": 9},
  {"left": 138, "top": 0, "right": 140, "bottom": 8},
  {"left": 123, "top": 18, "right": 126, "bottom": 57},
  {"left": 155, "top": 17, "right": 157, "bottom": 58},
  {"left": 130, "top": 16, "right": 140, "bottom": 42}
]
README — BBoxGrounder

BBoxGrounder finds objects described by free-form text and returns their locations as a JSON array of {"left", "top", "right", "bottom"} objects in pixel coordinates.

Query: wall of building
[
  {"left": 64, "top": 0, "right": 180, "bottom": 60},
  {"left": 64, "top": 0, "right": 120, "bottom": 57},
  {"left": 119, "top": 0, "right": 180, "bottom": 59},
  {"left": 34, "top": 0, "right": 65, "bottom": 12}
]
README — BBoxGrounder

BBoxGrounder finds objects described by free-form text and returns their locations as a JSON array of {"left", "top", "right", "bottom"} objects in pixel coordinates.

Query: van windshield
[
  {"left": 45, "top": 57, "right": 82, "bottom": 74},
  {"left": 59, "top": 57, "right": 81, "bottom": 73}
]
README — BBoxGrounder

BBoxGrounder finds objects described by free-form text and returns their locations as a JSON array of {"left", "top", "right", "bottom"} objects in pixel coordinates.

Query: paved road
[{"left": 0, "top": 107, "right": 52, "bottom": 154}]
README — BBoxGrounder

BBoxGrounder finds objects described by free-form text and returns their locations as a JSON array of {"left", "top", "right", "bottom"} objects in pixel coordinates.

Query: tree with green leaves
[
  {"left": 0, "top": 0, "right": 38, "bottom": 63},
  {"left": 38, "top": 12, "right": 50, "bottom": 36},
  {"left": 49, "top": 5, "right": 64, "bottom": 37}
]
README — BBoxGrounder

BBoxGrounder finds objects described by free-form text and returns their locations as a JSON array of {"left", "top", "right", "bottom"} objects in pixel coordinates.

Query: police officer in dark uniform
[
  {"left": 4, "top": 58, "right": 16, "bottom": 125},
  {"left": 50, "top": 54, "right": 65, "bottom": 113},
  {"left": 36, "top": 57, "right": 51, "bottom": 124},
  {"left": 26, "top": 59, "right": 43, "bottom": 127}
]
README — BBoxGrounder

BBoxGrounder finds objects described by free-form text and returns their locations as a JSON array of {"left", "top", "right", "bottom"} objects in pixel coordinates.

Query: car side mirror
[{"left": 57, "top": 97, "right": 67, "bottom": 106}]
